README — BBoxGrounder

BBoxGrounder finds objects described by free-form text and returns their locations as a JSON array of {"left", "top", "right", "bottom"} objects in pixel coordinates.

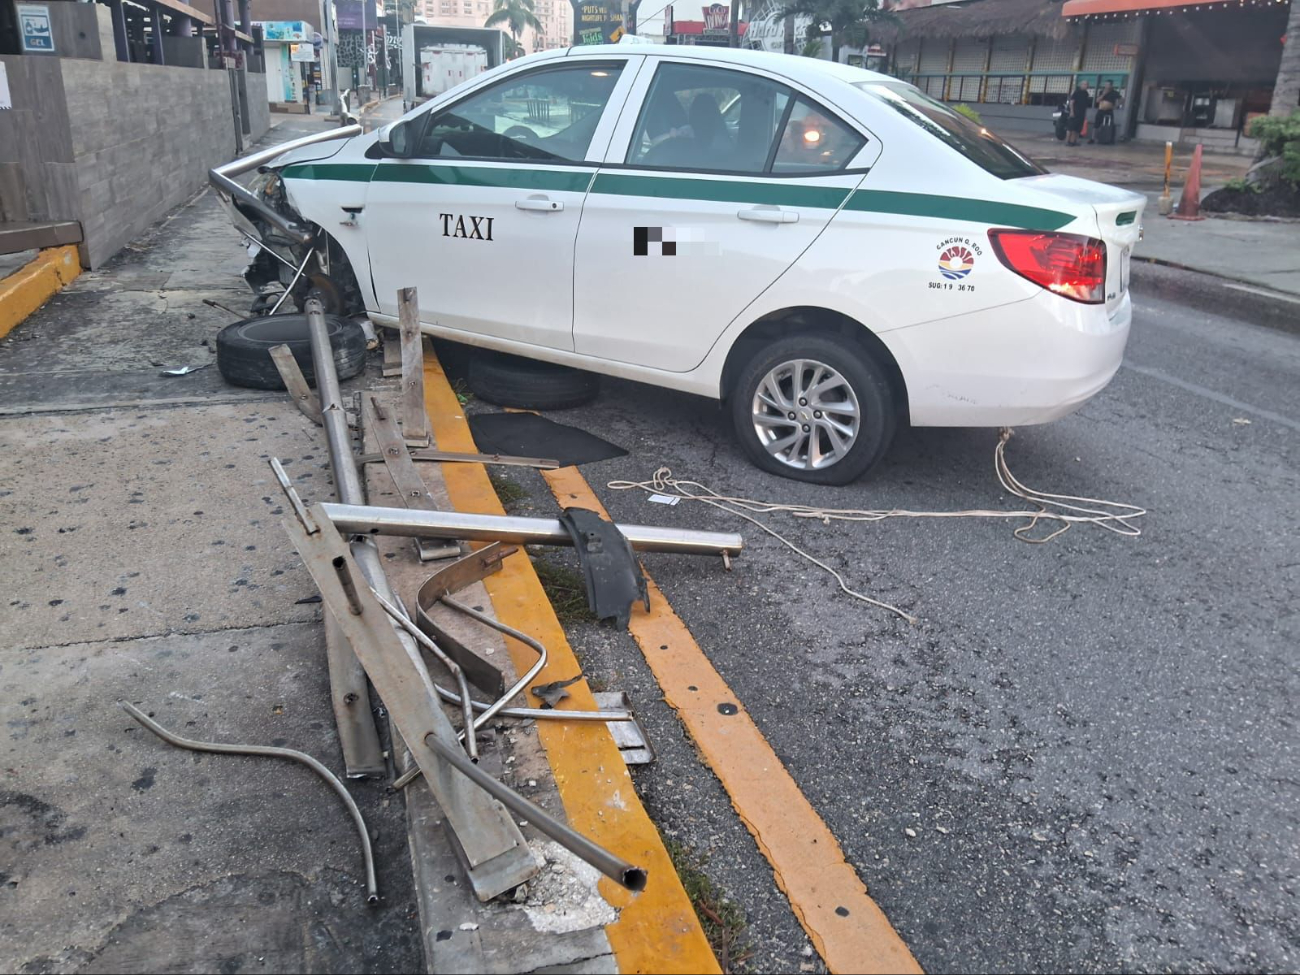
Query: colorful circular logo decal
[{"left": 938, "top": 245, "right": 975, "bottom": 280}]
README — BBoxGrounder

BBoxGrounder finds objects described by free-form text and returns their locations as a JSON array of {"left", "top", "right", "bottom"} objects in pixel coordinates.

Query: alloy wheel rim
[{"left": 751, "top": 358, "right": 861, "bottom": 470}]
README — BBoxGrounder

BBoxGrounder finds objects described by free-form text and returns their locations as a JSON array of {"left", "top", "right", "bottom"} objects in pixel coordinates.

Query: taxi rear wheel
[{"left": 730, "top": 335, "right": 895, "bottom": 485}]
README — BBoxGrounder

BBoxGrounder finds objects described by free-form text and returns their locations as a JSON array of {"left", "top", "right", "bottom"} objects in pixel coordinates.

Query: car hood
[{"left": 266, "top": 135, "right": 356, "bottom": 170}]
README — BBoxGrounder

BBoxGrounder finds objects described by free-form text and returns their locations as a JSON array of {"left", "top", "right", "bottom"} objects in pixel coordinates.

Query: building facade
[
  {"left": 881, "top": 0, "right": 1291, "bottom": 153},
  {"left": 417, "top": 0, "right": 568, "bottom": 53}
]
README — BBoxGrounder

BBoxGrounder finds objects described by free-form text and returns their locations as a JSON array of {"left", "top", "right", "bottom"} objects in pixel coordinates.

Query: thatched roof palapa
[{"left": 876, "top": 0, "right": 1075, "bottom": 44}]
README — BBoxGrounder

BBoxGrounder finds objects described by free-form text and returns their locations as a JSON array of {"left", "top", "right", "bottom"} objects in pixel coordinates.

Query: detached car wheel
[
  {"left": 216, "top": 314, "right": 368, "bottom": 391},
  {"left": 731, "top": 335, "right": 896, "bottom": 485},
  {"left": 466, "top": 350, "right": 599, "bottom": 411}
]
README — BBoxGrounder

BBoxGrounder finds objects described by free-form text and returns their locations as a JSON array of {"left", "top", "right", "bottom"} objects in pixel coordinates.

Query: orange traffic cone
[{"left": 1170, "top": 144, "right": 1205, "bottom": 221}]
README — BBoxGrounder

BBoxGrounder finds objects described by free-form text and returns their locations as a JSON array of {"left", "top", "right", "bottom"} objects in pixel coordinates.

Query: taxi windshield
[{"left": 855, "top": 81, "right": 1044, "bottom": 180}]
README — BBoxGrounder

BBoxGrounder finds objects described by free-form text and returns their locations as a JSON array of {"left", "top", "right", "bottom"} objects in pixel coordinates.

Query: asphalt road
[{"left": 487, "top": 292, "right": 1299, "bottom": 973}]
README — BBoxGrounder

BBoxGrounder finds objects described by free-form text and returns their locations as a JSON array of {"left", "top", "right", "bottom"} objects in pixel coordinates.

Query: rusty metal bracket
[
  {"left": 415, "top": 543, "right": 516, "bottom": 699},
  {"left": 364, "top": 395, "right": 459, "bottom": 562},
  {"left": 269, "top": 344, "right": 322, "bottom": 425},
  {"left": 397, "top": 288, "right": 429, "bottom": 447},
  {"left": 355, "top": 448, "right": 560, "bottom": 470}
]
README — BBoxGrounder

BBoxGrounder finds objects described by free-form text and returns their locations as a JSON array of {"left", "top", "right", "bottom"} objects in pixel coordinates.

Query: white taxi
[{"left": 225, "top": 44, "right": 1144, "bottom": 484}]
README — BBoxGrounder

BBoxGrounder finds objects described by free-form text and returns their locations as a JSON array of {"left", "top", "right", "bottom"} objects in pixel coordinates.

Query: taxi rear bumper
[{"left": 881, "top": 290, "right": 1132, "bottom": 427}]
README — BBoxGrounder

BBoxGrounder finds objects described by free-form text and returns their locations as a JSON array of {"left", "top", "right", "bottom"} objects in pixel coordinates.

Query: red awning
[
  {"left": 672, "top": 20, "right": 749, "bottom": 35},
  {"left": 1062, "top": 0, "right": 1229, "bottom": 16}
]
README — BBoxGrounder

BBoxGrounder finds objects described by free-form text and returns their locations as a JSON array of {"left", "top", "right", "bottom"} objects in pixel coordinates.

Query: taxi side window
[
  {"left": 415, "top": 63, "right": 625, "bottom": 163},
  {"left": 771, "top": 99, "right": 865, "bottom": 173},
  {"left": 627, "top": 63, "right": 791, "bottom": 174}
]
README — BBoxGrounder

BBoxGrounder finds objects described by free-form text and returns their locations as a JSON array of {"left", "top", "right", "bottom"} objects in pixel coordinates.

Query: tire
[
  {"left": 431, "top": 337, "right": 474, "bottom": 380},
  {"left": 730, "top": 334, "right": 897, "bottom": 485},
  {"left": 466, "top": 350, "right": 599, "bottom": 411},
  {"left": 216, "top": 314, "right": 368, "bottom": 391}
]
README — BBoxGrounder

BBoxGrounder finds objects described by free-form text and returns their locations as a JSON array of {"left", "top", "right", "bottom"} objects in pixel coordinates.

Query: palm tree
[
  {"left": 1269, "top": 0, "right": 1300, "bottom": 116},
  {"left": 484, "top": 0, "right": 542, "bottom": 53},
  {"left": 779, "top": 0, "right": 890, "bottom": 63}
]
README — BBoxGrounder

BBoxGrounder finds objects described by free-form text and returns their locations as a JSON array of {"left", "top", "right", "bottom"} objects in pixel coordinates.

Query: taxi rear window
[{"left": 855, "top": 81, "right": 1043, "bottom": 180}]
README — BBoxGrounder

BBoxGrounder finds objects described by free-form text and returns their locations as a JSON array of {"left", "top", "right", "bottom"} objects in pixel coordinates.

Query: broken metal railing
[{"left": 254, "top": 290, "right": 743, "bottom": 901}]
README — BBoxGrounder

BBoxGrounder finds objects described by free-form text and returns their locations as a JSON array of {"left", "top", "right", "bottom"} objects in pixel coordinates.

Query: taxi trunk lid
[{"left": 1016, "top": 173, "right": 1146, "bottom": 312}]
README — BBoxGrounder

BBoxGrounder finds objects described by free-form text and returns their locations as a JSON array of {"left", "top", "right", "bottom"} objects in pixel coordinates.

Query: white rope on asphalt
[{"left": 607, "top": 428, "right": 1147, "bottom": 624}]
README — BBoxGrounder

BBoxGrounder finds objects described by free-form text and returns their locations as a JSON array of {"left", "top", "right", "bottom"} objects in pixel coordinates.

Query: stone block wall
[{"left": 60, "top": 59, "right": 270, "bottom": 268}]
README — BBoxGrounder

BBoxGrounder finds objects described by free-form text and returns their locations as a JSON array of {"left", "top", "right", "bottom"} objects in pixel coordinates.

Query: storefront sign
[
  {"left": 570, "top": 0, "right": 625, "bottom": 45},
  {"left": 291, "top": 42, "right": 316, "bottom": 61},
  {"left": 702, "top": 3, "right": 730, "bottom": 34},
  {"left": 1114, "top": 42, "right": 1139, "bottom": 57},
  {"left": 17, "top": 4, "right": 55, "bottom": 53},
  {"left": 337, "top": 0, "right": 378, "bottom": 31},
  {"left": 254, "top": 21, "right": 312, "bottom": 43}
]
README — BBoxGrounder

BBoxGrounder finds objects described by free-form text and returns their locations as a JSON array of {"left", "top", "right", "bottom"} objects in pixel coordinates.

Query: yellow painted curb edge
[
  {"left": 423, "top": 354, "right": 721, "bottom": 975},
  {"left": 0, "top": 246, "right": 81, "bottom": 341}
]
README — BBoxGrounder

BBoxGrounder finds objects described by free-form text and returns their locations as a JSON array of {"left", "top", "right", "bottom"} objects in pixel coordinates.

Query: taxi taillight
[{"left": 988, "top": 230, "right": 1107, "bottom": 304}]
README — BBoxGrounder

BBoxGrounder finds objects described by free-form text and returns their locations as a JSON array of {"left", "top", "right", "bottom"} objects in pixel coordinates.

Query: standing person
[
  {"left": 1066, "top": 78, "right": 1091, "bottom": 147},
  {"left": 1090, "top": 80, "right": 1120, "bottom": 142}
]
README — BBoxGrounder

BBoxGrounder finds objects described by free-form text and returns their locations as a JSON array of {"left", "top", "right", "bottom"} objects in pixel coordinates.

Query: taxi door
[
  {"left": 572, "top": 58, "right": 873, "bottom": 372},
  {"left": 364, "top": 55, "right": 639, "bottom": 351}
]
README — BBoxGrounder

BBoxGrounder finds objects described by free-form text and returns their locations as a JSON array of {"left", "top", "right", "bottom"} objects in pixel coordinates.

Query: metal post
[
  {"left": 397, "top": 288, "right": 428, "bottom": 447},
  {"left": 320, "top": 0, "right": 340, "bottom": 112},
  {"left": 151, "top": 5, "right": 166, "bottom": 64},
  {"left": 304, "top": 299, "right": 385, "bottom": 777}
]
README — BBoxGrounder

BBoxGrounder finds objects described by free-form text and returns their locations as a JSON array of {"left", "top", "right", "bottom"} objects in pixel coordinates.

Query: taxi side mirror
[{"left": 377, "top": 119, "right": 414, "bottom": 158}]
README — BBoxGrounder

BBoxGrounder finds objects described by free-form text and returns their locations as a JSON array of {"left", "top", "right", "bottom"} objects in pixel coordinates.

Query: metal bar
[
  {"left": 120, "top": 702, "right": 378, "bottom": 902},
  {"left": 382, "top": 331, "right": 402, "bottom": 378},
  {"left": 371, "top": 588, "right": 479, "bottom": 763},
  {"left": 269, "top": 345, "right": 322, "bottom": 424},
  {"left": 269, "top": 244, "right": 314, "bottom": 316},
  {"left": 281, "top": 506, "right": 536, "bottom": 896},
  {"left": 441, "top": 596, "right": 546, "bottom": 732},
  {"left": 324, "top": 608, "right": 387, "bottom": 778},
  {"left": 398, "top": 288, "right": 428, "bottom": 447},
  {"left": 321, "top": 503, "right": 745, "bottom": 557},
  {"left": 296, "top": 301, "right": 386, "bottom": 780},
  {"left": 355, "top": 449, "right": 560, "bottom": 470},
  {"left": 391, "top": 699, "right": 635, "bottom": 790},
  {"left": 423, "top": 732, "right": 648, "bottom": 893},
  {"left": 212, "top": 124, "right": 363, "bottom": 180},
  {"left": 365, "top": 395, "right": 450, "bottom": 563},
  {"left": 307, "top": 299, "right": 365, "bottom": 506}
]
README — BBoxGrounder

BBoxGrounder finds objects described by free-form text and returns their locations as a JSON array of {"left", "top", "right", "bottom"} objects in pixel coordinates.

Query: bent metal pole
[{"left": 319, "top": 503, "right": 745, "bottom": 557}]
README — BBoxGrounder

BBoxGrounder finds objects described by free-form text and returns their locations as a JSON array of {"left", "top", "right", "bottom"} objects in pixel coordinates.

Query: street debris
[
  {"left": 119, "top": 284, "right": 740, "bottom": 926},
  {"left": 119, "top": 701, "right": 378, "bottom": 902},
  {"left": 159, "top": 363, "right": 210, "bottom": 376},
  {"left": 513, "top": 842, "right": 618, "bottom": 935},
  {"left": 531, "top": 674, "right": 584, "bottom": 709},
  {"left": 609, "top": 443, "right": 1146, "bottom": 622}
]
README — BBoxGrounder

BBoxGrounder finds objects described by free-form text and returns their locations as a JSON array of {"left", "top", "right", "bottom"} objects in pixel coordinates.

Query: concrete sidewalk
[
  {"left": 1017, "top": 131, "right": 1300, "bottom": 297},
  {"left": 0, "top": 117, "right": 425, "bottom": 973}
]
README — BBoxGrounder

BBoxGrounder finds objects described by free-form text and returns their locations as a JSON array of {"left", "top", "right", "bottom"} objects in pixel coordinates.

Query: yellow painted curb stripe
[
  {"left": 540, "top": 465, "right": 922, "bottom": 975},
  {"left": 0, "top": 246, "right": 81, "bottom": 341},
  {"left": 423, "top": 356, "right": 720, "bottom": 975}
]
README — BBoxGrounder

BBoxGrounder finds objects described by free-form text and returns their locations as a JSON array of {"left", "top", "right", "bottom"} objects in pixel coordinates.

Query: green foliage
[
  {"left": 484, "top": 0, "right": 541, "bottom": 41},
  {"left": 800, "top": 35, "right": 824, "bottom": 59},
  {"left": 781, "top": 0, "right": 894, "bottom": 60},
  {"left": 665, "top": 840, "right": 751, "bottom": 972},
  {"left": 1223, "top": 177, "right": 1263, "bottom": 194},
  {"left": 488, "top": 470, "right": 529, "bottom": 508},
  {"left": 953, "top": 103, "right": 983, "bottom": 125},
  {"left": 530, "top": 557, "right": 595, "bottom": 623},
  {"left": 1248, "top": 111, "right": 1300, "bottom": 185}
]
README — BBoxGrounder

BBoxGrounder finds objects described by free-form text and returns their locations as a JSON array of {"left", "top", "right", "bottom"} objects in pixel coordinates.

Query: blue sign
[{"left": 17, "top": 4, "right": 55, "bottom": 53}]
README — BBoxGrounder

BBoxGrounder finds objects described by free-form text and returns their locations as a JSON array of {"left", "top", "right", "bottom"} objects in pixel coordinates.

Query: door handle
[
  {"left": 738, "top": 206, "right": 799, "bottom": 225},
  {"left": 515, "top": 196, "right": 564, "bottom": 212}
]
